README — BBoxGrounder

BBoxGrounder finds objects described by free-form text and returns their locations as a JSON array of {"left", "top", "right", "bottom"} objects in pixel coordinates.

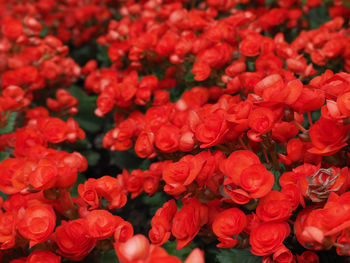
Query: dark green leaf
[
  {"left": 139, "top": 158, "right": 152, "bottom": 170},
  {"left": 97, "top": 44, "right": 112, "bottom": 67},
  {"left": 270, "top": 168, "right": 282, "bottom": 191},
  {"left": 68, "top": 86, "right": 104, "bottom": 134},
  {"left": 141, "top": 192, "right": 165, "bottom": 206},
  {"left": 170, "top": 87, "right": 184, "bottom": 102},
  {"left": 0, "top": 191, "right": 8, "bottom": 201},
  {"left": 81, "top": 150, "right": 100, "bottom": 166},
  {"left": 71, "top": 173, "right": 87, "bottom": 198},
  {"left": 265, "top": 0, "right": 275, "bottom": 7},
  {"left": 0, "top": 152, "right": 9, "bottom": 162},
  {"left": 99, "top": 250, "right": 119, "bottom": 263},
  {"left": 185, "top": 70, "right": 195, "bottom": 83},
  {"left": 343, "top": 0, "right": 350, "bottom": 8},
  {"left": 162, "top": 240, "right": 196, "bottom": 261},
  {"left": 109, "top": 150, "right": 144, "bottom": 171},
  {"left": 152, "top": 68, "right": 165, "bottom": 80},
  {"left": 40, "top": 26, "right": 48, "bottom": 38},
  {"left": 307, "top": 5, "right": 330, "bottom": 29},
  {"left": 0, "top": 152, "right": 9, "bottom": 200},
  {"left": 311, "top": 110, "right": 321, "bottom": 124},
  {"left": 246, "top": 59, "right": 256, "bottom": 72},
  {"left": 0, "top": 112, "right": 17, "bottom": 135},
  {"left": 141, "top": 192, "right": 169, "bottom": 215},
  {"left": 115, "top": 11, "right": 123, "bottom": 21},
  {"left": 69, "top": 42, "right": 98, "bottom": 66},
  {"left": 216, "top": 248, "right": 262, "bottom": 263}
]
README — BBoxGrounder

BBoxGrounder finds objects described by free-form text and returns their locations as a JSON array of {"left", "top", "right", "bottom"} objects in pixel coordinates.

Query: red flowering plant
[{"left": 1, "top": 0, "right": 350, "bottom": 262}]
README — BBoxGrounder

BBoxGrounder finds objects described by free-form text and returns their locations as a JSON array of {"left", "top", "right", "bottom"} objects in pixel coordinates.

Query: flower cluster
[{"left": 1, "top": 0, "right": 350, "bottom": 262}]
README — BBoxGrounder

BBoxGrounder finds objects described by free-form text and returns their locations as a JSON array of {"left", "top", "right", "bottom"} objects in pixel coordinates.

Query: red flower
[
  {"left": 95, "top": 176, "right": 127, "bottom": 209},
  {"left": 155, "top": 124, "right": 180, "bottom": 153},
  {"left": 29, "top": 159, "right": 57, "bottom": 191},
  {"left": 17, "top": 205, "right": 56, "bottom": 247},
  {"left": 127, "top": 169, "right": 145, "bottom": 199},
  {"left": 155, "top": 31, "right": 178, "bottom": 57},
  {"left": 309, "top": 118, "right": 350, "bottom": 155},
  {"left": 184, "top": 248, "right": 205, "bottom": 263},
  {"left": 135, "top": 132, "right": 156, "bottom": 158},
  {"left": 0, "top": 158, "right": 23, "bottom": 194},
  {"left": 78, "top": 178, "right": 100, "bottom": 209},
  {"left": 172, "top": 198, "right": 208, "bottom": 249},
  {"left": 337, "top": 92, "right": 350, "bottom": 116},
  {"left": 17, "top": 66, "right": 39, "bottom": 84},
  {"left": 195, "top": 108, "right": 228, "bottom": 148},
  {"left": 115, "top": 234, "right": 150, "bottom": 263},
  {"left": 27, "top": 250, "right": 61, "bottom": 263},
  {"left": 220, "top": 150, "right": 260, "bottom": 185},
  {"left": 149, "top": 200, "right": 177, "bottom": 245},
  {"left": 256, "top": 191, "right": 292, "bottom": 222},
  {"left": 56, "top": 219, "right": 96, "bottom": 261},
  {"left": 240, "top": 164, "right": 274, "bottom": 198},
  {"left": 278, "top": 138, "right": 304, "bottom": 165},
  {"left": 0, "top": 212, "right": 16, "bottom": 250},
  {"left": 248, "top": 107, "right": 275, "bottom": 134},
  {"left": 114, "top": 218, "right": 134, "bottom": 243},
  {"left": 1, "top": 17, "right": 23, "bottom": 40},
  {"left": 212, "top": 208, "right": 247, "bottom": 248},
  {"left": 163, "top": 155, "right": 205, "bottom": 195},
  {"left": 96, "top": 91, "right": 115, "bottom": 116},
  {"left": 297, "top": 251, "right": 319, "bottom": 263},
  {"left": 38, "top": 118, "right": 68, "bottom": 143},
  {"left": 250, "top": 222, "right": 290, "bottom": 256},
  {"left": 86, "top": 210, "right": 118, "bottom": 240},
  {"left": 192, "top": 61, "right": 211, "bottom": 81},
  {"left": 254, "top": 75, "right": 303, "bottom": 105},
  {"left": 291, "top": 88, "right": 325, "bottom": 114},
  {"left": 240, "top": 35, "right": 261, "bottom": 57},
  {"left": 272, "top": 245, "right": 294, "bottom": 263}
]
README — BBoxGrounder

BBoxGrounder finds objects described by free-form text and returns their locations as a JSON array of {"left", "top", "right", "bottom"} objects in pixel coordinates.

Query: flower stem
[{"left": 293, "top": 120, "right": 307, "bottom": 133}]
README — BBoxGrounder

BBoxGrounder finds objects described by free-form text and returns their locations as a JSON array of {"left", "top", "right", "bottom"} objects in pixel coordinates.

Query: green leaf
[
  {"left": 246, "top": 59, "right": 256, "bottom": 72},
  {"left": 185, "top": 70, "right": 195, "bottom": 83},
  {"left": 71, "top": 173, "right": 87, "bottom": 198},
  {"left": 311, "top": 110, "right": 321, "bottom": 124},
  {"left": 152, "top": 68, "right": 165, "bottom": 80},
  {"left": 0, "top": 152, "right": 9, "bottom": 162},
  {"left": 81, "top": 150, "right": 100, "bottom": 166},
  {"left": 270, "top": 168, "right": 282, "bottom": 191},
  {"left": 68, "top": 86, "right": 104, "bottom": 134},
  {"left": 139, "top": 158, "right": 152, "bottom": 170},
  {"left": 344, "top": 0, "right": 350, "bottom": 8},
  {"left": 40, "top": 26, "right": 48, "bottom": 38},
  {"left": 302, "top": 110, "right": 321, "bottom": 130},
  {"left": 99, "top": 250, "right": 119, "bottom": 263},
  {"left": 0, "top": 152, "right": 10, "bottom": 200},
  {"left": 170, "top": 87, "right": 184, "bottom": 102},
  {"left": 162, "top": 241, "right": 196, "bottom": 261},
  {"left": 216, "top": 248, "right": 262, "bottom": 263},
  {"left": 115, "top": 11, "right": 123, "bottom": 21},
  {"left": 0, "top": 152, "right": 9, "bottom": 199},
  {"left": 307, "top": 5, "right": 331, "bottom": 29},
  {"left": 97, "top": 44, "right": 112, "bottom": 67},
  {"left": 141, "top": 192, "right": 169, "bottom": 215},
  {"left": 141, "top": 192, "right": 165, "bottom": 206},
  {"left": 265, "top": 0, "right": 275, "bottom": 7},
  {"left": 0, "top": 112, "right": 17, "bottom": 135},
  {"left": 109, "top": 150, "right": 144, "bottom": 171},
  {"left": 69, "top": 42, "right": 98, "bottom": 66}
]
